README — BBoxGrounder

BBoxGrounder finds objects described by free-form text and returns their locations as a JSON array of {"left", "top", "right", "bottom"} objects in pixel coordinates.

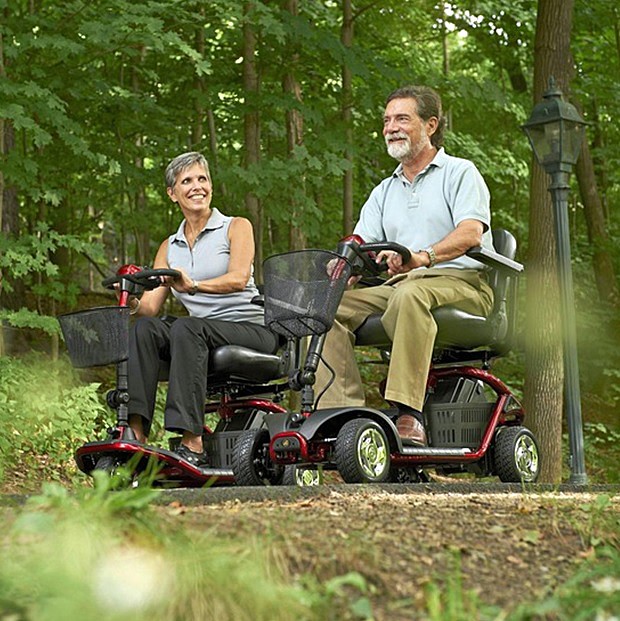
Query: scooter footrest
[{"left": 399, "top": 447, "right": 472, "bottom": 456}]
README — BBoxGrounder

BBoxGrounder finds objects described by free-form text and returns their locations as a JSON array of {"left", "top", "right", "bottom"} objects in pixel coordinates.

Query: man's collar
[{"left": 392, "top": 147, "right": 446, "bottom": 178}]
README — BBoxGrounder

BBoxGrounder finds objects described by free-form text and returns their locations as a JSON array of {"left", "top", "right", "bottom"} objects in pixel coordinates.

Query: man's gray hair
[
  {"left": 165, "top": 152, "right": 211, "bottom": 188},
  {"left": 386, "top": 85, "right": 446, "bottom": 148}
]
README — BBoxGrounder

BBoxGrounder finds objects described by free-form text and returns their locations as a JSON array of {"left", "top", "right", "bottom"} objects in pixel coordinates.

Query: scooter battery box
[
  {"left": 424, "top": 402, "right": 494, "bottom": 449},
  {"left": 205, "top": 431, "right": 239, "bottom": 469}
]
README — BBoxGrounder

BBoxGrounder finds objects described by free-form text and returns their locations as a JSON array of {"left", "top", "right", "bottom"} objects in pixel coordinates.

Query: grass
[
  {"left": 0, "top": 475, "right": 319, "bottom": 621},
  {"left": 1, "top": 355, "right": 620, "bottom": 619}
]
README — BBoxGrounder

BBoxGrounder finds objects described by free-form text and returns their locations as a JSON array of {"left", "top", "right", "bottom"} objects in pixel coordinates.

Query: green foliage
[
  {"left": 0, "top": 482, "right": 316, "bottom": 621},
  {"left": 0, "top": 355, "right": 107, "bottom": 485},
  {"left": 0, "top": 307, "right": 61, "bottom": 336}
]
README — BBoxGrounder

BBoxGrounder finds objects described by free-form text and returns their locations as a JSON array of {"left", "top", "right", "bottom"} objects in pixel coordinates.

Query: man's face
[{"left": 382, "top": 97, "right": 434, "bottom": 162}]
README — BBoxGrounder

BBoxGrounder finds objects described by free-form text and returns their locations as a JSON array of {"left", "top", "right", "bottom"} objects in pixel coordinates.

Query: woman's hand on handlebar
[{"left": 166, "top": 267, "right": 195, "bottom": 294}]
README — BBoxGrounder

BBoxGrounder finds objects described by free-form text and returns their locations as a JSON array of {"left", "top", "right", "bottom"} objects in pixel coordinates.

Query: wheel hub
[{"left": 357, "top": 428, "right": 388, "bottom": 478}]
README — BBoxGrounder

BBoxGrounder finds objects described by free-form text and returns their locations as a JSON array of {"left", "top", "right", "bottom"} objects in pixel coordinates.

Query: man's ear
[{"left": 426, "top": 116, "right": 439, "bottom": 138}]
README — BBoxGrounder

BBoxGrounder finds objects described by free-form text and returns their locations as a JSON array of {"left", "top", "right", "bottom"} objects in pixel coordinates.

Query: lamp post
[{"left": 522, "top": 77, "right": 588, "bottom": 484}]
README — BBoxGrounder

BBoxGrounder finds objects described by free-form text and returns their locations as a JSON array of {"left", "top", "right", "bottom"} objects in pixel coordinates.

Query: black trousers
[{"left": 128, "top": 316, "right": 279, "bottom": 436}]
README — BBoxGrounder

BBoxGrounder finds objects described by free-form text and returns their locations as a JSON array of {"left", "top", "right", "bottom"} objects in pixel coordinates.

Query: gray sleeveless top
[{"left": 167, "top": 208, "right": 264, "bottom": 324}]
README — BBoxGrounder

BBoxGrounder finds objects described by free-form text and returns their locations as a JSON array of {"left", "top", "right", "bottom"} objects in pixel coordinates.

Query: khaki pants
[{"left": 315, "top": 268, "right": 494, "bottom": 411}]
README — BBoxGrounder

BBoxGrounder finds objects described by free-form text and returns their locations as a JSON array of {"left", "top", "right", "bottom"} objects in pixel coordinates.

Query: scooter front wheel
[
  {"left": 232, "top": 428, "right": 284, "bottom": 486},
  {"left": 334, "top": 418, "right": 390, "bottom": 483}
]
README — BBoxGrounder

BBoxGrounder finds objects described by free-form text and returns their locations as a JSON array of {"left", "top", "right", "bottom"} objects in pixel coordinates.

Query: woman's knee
[
  {"left": 169, "top": 316, "right": 202, "bottom": 341},
  {"left": 133, "top": 316, "right": 165, "bottom": 341}
]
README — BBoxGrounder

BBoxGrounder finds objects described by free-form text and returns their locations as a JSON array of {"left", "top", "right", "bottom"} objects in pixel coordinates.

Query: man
[{"left": 316, "top": 85, "right": 495, "bottom": 446}]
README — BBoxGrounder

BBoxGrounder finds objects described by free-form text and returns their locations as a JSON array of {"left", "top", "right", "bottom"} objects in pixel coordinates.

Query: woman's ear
[{"left": 166, "top": 186, "right": 177, "bottom": 203}]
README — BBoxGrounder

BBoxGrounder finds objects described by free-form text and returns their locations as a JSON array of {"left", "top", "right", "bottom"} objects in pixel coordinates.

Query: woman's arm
[{"left": 131, "top": 239, "right": 171, "bottom": 317}]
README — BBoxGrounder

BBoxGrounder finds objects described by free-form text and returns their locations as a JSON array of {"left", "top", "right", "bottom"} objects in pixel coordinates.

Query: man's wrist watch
[
  {"left": 188, "top": 279, "right": 199, "bottom": 296},
  {"left": 419, "top": 246, "right": 437, "bottom": 268}
]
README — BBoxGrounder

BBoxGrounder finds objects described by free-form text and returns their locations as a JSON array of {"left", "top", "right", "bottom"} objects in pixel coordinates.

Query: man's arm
[{"left": 378, "top": 219, "right": 484, "bottom": 275}]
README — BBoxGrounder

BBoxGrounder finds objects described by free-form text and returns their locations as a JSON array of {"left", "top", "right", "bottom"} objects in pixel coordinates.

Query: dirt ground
[
  {"left": 156, "top": 484, "right": 620, "bottom": 619},
  {"left": 2, "top": 465, "right": 619, "bottom": 619}
]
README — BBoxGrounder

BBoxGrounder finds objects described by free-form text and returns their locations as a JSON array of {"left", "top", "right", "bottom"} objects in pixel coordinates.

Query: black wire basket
[
  {"left": 263, "top": 250, "right": 352, "bottom": 338},
  {"left": 58, "top": 306, "right": 130, "bottom": 368}
]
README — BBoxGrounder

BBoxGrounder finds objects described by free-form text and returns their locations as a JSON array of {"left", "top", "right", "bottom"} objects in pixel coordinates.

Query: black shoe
[{"left": 175, "top": 444, "right": 209, "bottom": 468}]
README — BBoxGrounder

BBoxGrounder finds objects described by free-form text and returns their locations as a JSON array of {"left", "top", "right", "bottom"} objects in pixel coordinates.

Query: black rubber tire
[
  {"left": 493, "top": 426, "right": 540, "bottom": 483},
  {"left": 334, "top": 418, "right": 390, "bottom": 483},
  {"left": 231, "top": 428, "right": 283, "bottom": 486},
  {"left": 282, "top": 465, "right": 324, "bottom": 486},
  {"left": 389, "top": 466, "right": 428, "bottom": 484}
]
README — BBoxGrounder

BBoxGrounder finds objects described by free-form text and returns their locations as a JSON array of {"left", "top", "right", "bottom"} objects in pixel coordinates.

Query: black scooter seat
[{"left": 209, "top": 345, "right": 286, "bottom": 383}]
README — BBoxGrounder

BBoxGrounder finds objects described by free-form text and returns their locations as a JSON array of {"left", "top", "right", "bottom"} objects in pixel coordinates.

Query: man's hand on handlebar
[{"left": 375, "top": 249, "right": 429, "bottom": 276}]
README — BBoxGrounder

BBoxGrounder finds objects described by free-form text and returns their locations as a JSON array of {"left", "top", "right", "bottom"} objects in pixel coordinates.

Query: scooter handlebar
[{"left": 102, "top": 268, "right": 181, "bottom": 290}]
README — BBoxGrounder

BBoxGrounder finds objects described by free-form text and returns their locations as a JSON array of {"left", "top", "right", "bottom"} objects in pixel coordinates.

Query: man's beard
[
  {"left": 385, "top": 131, "right": 428, "bottom": 162},
  {"left": 385, "top": 132, "right": 413, "bottom": 161}
]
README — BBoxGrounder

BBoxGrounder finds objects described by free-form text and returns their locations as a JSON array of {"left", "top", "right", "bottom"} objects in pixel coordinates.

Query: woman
[{"left": 126, "top": 152, "right": 278, "bottom": 467}]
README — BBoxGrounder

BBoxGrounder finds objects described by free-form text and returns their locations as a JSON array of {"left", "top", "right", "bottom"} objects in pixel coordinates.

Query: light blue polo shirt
[
  {"left": 354, "top": 148, "right": 494, "bottom": 270},
  {"left": 167, "top": 208, "right": 264, "bottom": 323}
]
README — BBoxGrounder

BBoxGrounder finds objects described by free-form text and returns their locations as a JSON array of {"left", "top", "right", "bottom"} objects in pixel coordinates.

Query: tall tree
[
  {"left": 524, "top": 0, "right": 576, "bottom": 483},
  {"left": 283, "top": 0, "right": 307, "bottom": 251},
  {"left": 242, "top": 2, "right": 263, "bottom": 280},
  {"left": 575, "top": 127, "right": 620, "bottom": 305},
  {"left": 341, "top": 0, "right": 354, "bottom": 235}
]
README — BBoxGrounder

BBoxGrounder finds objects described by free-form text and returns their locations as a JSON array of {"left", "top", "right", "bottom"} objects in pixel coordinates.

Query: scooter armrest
[{"left": 466, "top": 246, "right": 524, "bottom": 275}]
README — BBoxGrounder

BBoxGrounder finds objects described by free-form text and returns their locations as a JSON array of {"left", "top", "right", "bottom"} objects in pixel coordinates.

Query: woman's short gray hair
[{"left": 165, "top": 152, "right": 211, "bottom": 188}]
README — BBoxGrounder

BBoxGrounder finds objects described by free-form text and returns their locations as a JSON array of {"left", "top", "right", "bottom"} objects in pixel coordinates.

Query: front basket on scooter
[
  {"left": 58, "top": 306, "right": 130, "bottom": 368},
  {"left": 263, "top": 250, "right": 352, "bottom": 338}
]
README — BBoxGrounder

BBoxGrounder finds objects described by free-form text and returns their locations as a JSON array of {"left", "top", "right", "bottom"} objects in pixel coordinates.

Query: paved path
[
  {"left": 2, "top": 482, "right": 618, "bottom": 507},
  {"left": 153, "top": 482, "right": 620, "bottom": 506}
]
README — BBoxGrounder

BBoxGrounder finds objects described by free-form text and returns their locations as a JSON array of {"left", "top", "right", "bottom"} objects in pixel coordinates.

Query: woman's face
[{"left": 167, "top": 163, "right": 213, "bottom": 214}]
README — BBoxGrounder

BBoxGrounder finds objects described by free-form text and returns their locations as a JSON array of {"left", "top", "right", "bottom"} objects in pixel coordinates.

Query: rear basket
[
  {"left": 58, "top": 306, "right": 130, "bottom": 368},
  {"left": 425, "top": 402, "right": 495, "bottom": 449}
]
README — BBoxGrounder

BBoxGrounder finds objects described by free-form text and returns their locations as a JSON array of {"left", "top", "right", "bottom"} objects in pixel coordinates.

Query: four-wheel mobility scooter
[
  {"left": 230, "top": 229, "right": 540, "bottom": 486},
  {"left": 58, "top": 265, "right": 295, "bottom": 487},
  {"left": 59, "top": 229, "right": 539, "bottom": 487}
]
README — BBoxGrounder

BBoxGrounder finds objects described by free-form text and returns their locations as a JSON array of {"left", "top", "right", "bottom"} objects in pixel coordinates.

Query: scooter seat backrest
[{"left": 354, "top": 229, "right": 520, "bottom": 359}]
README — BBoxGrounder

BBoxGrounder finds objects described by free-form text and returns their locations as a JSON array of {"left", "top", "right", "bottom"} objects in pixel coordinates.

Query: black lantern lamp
[
  {"left": 522, "top": 77, "right": 587, "bottom": 174},
  {"left": 522, "top": 77, "right": 588, "bottom": 485}
]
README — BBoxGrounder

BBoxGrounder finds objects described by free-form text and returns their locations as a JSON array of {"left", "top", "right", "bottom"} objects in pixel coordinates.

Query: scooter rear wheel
[
  {"left": 232, "top": 428, "right": 284, "bottom": 486},
  {"left": 493, "top": 426, "right": 540, "bottom": 483},
  {"left": 334, "top": 418, "right": 390, "bottom": 483}
]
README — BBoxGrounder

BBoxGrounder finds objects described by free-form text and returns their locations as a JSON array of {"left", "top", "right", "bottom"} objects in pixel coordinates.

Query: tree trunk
[
  {"left": 574, "top": 126, "right": 619, "bottom": 305},
  {"left": 192, "top": 13, "right": 205, "bottom": 148},
  {"left": 132, "top": 48, "right": 150, "bottom": 264},
  {"left": 341, "top": 0, "right": 354, "bottom": 236},
  {"left": 0, "top": 28, "right": 4, "bottom": 355},
  {"left": 524, "top": 0, "right": 576, "bottom": 483},
  {"left": 283, "top": 0, "right": 306, "bottom": 251},
  {"left": 243, "top": 2, "right": 263, "bottom": 282}
]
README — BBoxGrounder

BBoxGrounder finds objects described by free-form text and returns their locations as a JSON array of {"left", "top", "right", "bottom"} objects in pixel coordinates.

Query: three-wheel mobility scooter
[
  {"left": 58, "top": 265, "right": 296, "bottom": 487},
  {"left": 229, "top": 229, "right": 540, "bottom": 486}
]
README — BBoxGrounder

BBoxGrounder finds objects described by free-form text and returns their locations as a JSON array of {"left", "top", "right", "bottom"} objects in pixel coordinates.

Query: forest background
[{"left": 1, "top": 0, "right": 619, "bottom": 485}]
